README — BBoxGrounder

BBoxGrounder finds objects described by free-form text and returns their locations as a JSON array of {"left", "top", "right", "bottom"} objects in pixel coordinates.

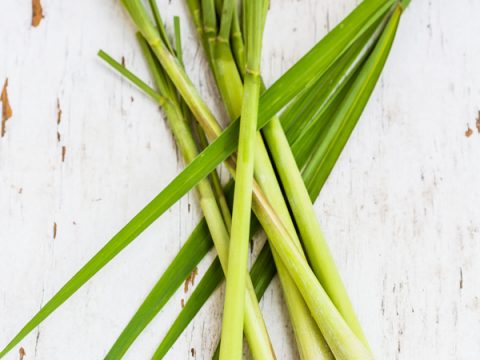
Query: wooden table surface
[{"left": 1, "top": 0, "right": 479, "bottom": 359}]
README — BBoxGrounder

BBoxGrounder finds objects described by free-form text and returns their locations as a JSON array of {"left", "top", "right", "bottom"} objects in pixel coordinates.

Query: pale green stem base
[
  {"left": 219, "top": 73, "right": 261, "bottom": 360},
  {"left": 262, "top": 117, "right": 369, "bottom": 347}
]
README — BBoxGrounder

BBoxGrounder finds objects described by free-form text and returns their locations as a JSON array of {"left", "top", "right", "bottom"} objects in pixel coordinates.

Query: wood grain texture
[{"left": 1, "top": 0, "right": 479, "bottom": 359}]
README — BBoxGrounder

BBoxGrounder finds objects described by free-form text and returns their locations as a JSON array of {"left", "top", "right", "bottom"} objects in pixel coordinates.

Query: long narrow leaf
[{"left": 305, "top": 6, "right": 403, "bottom": 200}]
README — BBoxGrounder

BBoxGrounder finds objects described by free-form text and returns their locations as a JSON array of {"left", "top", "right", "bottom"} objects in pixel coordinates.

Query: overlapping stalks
[{"left": 0, "top": 1, "right": 410, "bottom": 359}]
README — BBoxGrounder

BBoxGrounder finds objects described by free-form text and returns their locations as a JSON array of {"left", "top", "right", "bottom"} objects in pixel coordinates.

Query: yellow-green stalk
[
  {"left": 219, "top": 0, "right": 267, "bottom": 358},
  {"left": 173, "top": 13, "right": 232, "bottom": 231},
  {"left": 119, "top": 6, "right": 275, "bottom": 357},
  {"left": 188, "top": 1, "right": 333, "bottom": 357},
  {"left": 194, "top": 120, "right": 233, "bottom": 230},
  {"left": 137, "top": 36, "right": 276, "bottom": 359},
  {"left": 259, "top": 18, "right": 391, "bottom": 346}
]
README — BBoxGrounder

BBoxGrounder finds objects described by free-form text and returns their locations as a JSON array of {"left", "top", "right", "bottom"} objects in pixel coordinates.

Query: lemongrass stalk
[
  {"left": 261, "top": 9, "right": 402, "bottom": 356},
  {"left": 98, "top": 44, "right": 274, "bottom": 359},
  {"left": 186, "top": 0, "right": 211, "bottom": 65},
  {"left": 187, "top": 2, "right": 330, "bottom": 356},
  {"left": 230, "top": 3, "right": 246, "bottom": 77},
  {"left": 188, "top": 0, "right": 335, "bottom": 357},
  {"left": 207, "top": 3, "right": 336, "bottom": 358},
  {"left": 218, "top": 0, "right": 234, "bottom": 41},
  {"left": 195, "top": 122, "right": 233, "bottom": 230},
  {"left": 174, "top": 17, "right": 232, "bottom": 230},
  {"left": 264, "top": 115, "right": 371, "bottom": 344},
  {"left": 184, "top": 1, "right": 382, "bottom": 356},
  {"left": 122, "top": 0, "right": 223, "bottom": 140},
  {"left": 264, "top": 11, "right": 403, "bottom": 359},
  {"left": 214, "top": 42, "right": 243, "bottom": 120},
  {"left": 259, "top": 22, "right": 388, "bottom": 347},
  {"left": 219, "top": 1, "right": 266, "bottom": 358},
  {"left": 173, "top": 16, "right": 183, "bottom": 64},
  {"left": 206, "top": 122, "right": 373, "bottom": 359},
  {"left": 251, "top": 189, "right": 373, "bottom": 359},
  {"left": 209, "top": 1, "right": 332, "bottom": 358},
  {"left": 251, "top": 137, "right": 333, "bottom": 360},
  {"left": 215, "top": 4, "right": 333, "bottom": 359},
  {"left": 137, "top": 40, "right": 276, "bottom": 359},
  {"left": 148, "top": 0, "right": 174, "bottom": 53},
  {"left": 212, "top": 0, "right": 243, "bottom": 119},
  {"left": 202, "top": 0, "right": 218, "bottom": 60}
]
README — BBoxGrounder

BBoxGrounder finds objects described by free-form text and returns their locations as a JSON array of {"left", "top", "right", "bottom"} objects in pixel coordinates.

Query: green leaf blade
[{"left": 305, "top": 5, "right": 403, "bottom": 200}]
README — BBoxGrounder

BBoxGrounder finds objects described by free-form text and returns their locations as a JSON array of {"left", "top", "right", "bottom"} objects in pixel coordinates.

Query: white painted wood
[{"left": 1, "top": 0, "right": 479, "bottom": 359}]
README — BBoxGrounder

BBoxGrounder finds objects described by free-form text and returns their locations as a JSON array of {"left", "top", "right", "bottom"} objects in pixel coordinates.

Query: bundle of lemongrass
[{"left": 0, "top": 0, "right": 410, "bottom": 359}]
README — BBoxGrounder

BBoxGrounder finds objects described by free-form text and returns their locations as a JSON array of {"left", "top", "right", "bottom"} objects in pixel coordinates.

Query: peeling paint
[
  {"left": 32, "top": 0, "right": 44, "bottom": 27},
  {"left": 184, "top": 267, "right": 198, "bottom": 293},
  {"left": 18, "top": 347, "right": 26, "bottom": 360},
  {"left": 1, "top": 78, "right": 13, "bottom": 137},
  {"left": 465, "top": 125, "right": 473, "bottom": 137},
  {"left": 476, "top": 111, "right": 480, "bottom": 133}
]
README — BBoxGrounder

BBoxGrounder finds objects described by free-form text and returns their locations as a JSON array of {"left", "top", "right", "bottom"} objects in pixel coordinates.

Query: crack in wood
[{"left": 459, "top": 267, "right": 463, "bottom": 289}]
